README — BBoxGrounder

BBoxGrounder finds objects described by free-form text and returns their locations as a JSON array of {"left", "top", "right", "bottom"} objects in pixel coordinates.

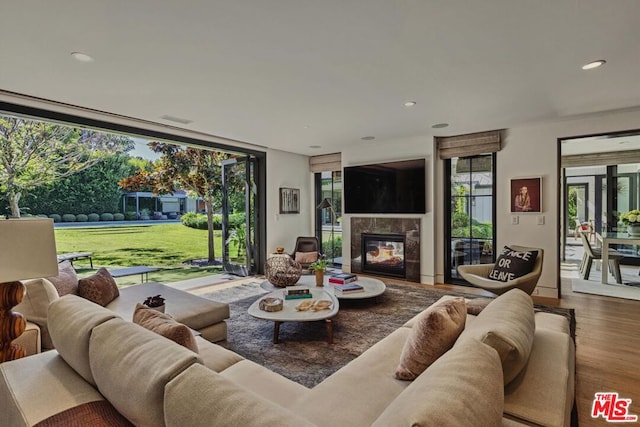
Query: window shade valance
[
  {"left": 562, "top": 150, "right": 640, "bottom": 168},
  {"left": 435, "top": 130, "right": 502, "bottom": 160},
  {"left": 309, "top": 153, "right": 341, "bottom": 172}
]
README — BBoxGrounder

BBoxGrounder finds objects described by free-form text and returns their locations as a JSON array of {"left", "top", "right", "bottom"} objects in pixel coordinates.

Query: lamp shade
[{"left": 0, "top": 218, "right": 59, "bottom": 282}]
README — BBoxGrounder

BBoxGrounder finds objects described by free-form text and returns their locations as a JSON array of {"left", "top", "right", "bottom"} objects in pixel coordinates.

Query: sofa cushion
[
  {"left": 46, "top": 260, "right": 79, "bottom": 296},
  {"left": 48, "top": 295, "right": 118, "bottom": 386},
  {"left": 78, "top": 268, "right": 119, "bottom": 306},
  {"left": 373, "top": 339, "right": 504, "bottom": 427},
  {"left": 503, "top": 328, "right": 575, "bottom": 427},
  {"left": 164, "top": 364, "right": 316, "bottom": 427},
  {"left": 395, "top": 297, "right": 466, "bottom": 380},
  {"left": 132, "top": 303, "right": 198, "bottom": 352},
  {"left": 34, "top": 401, "right": 133, "bottom": 427},
  {"left": 89, "top": 317, "right": 202, "bottom": 427},
  {"left": 295, "top": 327, "right": 412, "bottom": 426},
  {"left": 488, "top": 246, "right": 538, "bottom": 282},
  {"left": 294, "top": 251, "right": 318, "bottom": 264},
  {"left": 0, "top": 351, "right": 106, "bottom": 427},
  {"left": 107, "top": 282, "right": 230, "bottom": 333},
  {"left": 15, "top": 278, "right": 60, "bottom": 350},
  {"left": 456, "top": 289, "right": 535, "bottom": 385}
]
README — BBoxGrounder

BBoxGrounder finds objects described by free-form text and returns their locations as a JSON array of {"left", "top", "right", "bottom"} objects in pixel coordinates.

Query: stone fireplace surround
[{"left": 350, "top": 217, "right": 420, "bottom": 282}]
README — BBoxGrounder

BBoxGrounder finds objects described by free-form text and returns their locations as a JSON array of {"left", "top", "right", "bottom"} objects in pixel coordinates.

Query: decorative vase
[
  {"left": 146, "top": 304, "right": 165, "bottom": 313},
  {"left": 315, "top": 270, "right": 325, "bottom": 287},
  {"left": 628, "top": 224, "right": 640, "bottom": 236}
]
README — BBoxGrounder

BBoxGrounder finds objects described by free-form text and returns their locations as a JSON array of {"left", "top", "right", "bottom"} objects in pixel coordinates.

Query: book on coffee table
[
  {"left": 328, "top": 272, "right": 358, "bottom": 285},
  {"left": 284, "top": 293, "right": 313, "bottom": 300},
  {"left": 334, "top": 283, "right": 364, "bottom": 294}
]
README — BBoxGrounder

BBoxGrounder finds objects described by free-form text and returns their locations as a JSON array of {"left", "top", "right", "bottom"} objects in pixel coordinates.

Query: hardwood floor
[{"left": 427, "top": 281, "right": 640, "bottom": 427}]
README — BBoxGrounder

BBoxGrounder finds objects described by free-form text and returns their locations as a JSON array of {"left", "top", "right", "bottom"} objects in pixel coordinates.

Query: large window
[
  {"left": 445, "top": 154, "right": 496, "bottom": 284},
  {"left": 315, "top": 171, "right": 342, "bottom": 266}
]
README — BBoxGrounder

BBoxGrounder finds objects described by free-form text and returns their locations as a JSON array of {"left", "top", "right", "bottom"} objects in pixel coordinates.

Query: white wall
[
  {"left": 340, "top": 136, "right": 437, "bottom": 284},
  {"left": 492, "top": 109, "right": 640, "bottom": 297},
  {"left": 337, "top": 108, "right": 640, "bottom": 298},
  {"left": 265, "top": 148, "right": 313, "bottom": 254}
]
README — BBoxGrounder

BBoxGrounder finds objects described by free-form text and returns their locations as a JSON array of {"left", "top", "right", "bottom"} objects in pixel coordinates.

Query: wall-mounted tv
[{"left": 344, "top": 158, "right": 426, "bottom": 214}]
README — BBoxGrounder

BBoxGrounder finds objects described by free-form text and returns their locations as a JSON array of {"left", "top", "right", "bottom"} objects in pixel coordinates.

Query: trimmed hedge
[
  {"left": 49, "top": 214, "right": 61, "bottom": 223},
  {"left": 125, "top": 211, "right": 137, "bottom": 221},
  {"left": 76, "top": 214, "right": 89, "bottom": 222},
  {"left": 88, "top": 213, "right": 100, "bottom": 222},
  {"left": 181, "top": 212, "right": 246, "bottom": 230},
  {"left": 113, "top": 213, "right": 125, "bottom": 221},
  {"left": 100, "top": 213, "right": 114, "bottom": 221},
  {"left": 62, "top": 214, "right": 76, "bottom": 222}
]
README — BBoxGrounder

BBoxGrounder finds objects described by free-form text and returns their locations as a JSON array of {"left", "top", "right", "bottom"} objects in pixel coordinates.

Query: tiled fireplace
[{"left": 351, "top": 217, "right": 420, "bottom": 282}]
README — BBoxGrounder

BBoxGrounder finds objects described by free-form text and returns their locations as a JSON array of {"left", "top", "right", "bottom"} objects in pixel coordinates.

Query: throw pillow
[
  {"left": 34, "top": 400, "right": 134, "bottom": 427},
  {"left": 395, "top": 297, "right": 466, "bottom": 380},
  {"left": 488, "top": 246, "right": 538, "bottom": 282},
  {"left": 46, "top": 260, "right": 79, "bottom": 296},
  {"left": 78, "top": 268, "right": 119, "bottom": 306},
  {"left": 294, "top": 251, "right": 318, "bottom": 264},
  {"left": 466, "top": 297, "right": 492, "bottom": 315},
  {"left": 132, "top": 303, "right": 198, "bottom": 353}
]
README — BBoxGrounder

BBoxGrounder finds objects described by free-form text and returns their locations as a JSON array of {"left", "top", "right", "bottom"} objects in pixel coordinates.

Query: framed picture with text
[
  {"left": 510, "top": 177, "right": 542, "bottom": 213},
  {"left": 279, "top": 187, "right": 300, "bottom": 214}
]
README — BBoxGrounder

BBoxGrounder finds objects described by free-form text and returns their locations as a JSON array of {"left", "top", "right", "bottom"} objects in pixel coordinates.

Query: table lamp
[{"left": 0, "top": 218, "right": 58, "bottom": 362}]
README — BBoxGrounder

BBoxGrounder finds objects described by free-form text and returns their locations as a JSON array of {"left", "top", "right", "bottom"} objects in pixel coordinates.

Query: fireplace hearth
[
  {"left": 362, "top": 233, "right": 406, "bottom": 278},
  {"left": 350, "top": 217, "right": 420, "bottom": 283}
]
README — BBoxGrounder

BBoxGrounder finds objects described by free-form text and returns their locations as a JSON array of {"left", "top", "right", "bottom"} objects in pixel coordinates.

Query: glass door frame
[{"left": 444, "top": 153, "right": 497, "bottom": 285}]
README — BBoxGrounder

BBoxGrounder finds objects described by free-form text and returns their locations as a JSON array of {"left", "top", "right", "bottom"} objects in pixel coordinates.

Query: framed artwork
[
  {"left": 510, "top": 177, "right": 542, "bottom": 213},
  {"left": 279, "top": 187, "right": 300, "bottom": 214}
]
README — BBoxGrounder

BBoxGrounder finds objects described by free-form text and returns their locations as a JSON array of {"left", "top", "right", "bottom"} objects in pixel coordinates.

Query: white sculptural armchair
[{"left": 457, "top": 245, "right": 544, "bottom": 296}]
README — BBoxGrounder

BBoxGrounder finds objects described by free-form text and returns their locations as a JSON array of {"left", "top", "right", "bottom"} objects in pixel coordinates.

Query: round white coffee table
[
  {"left": 299, "top": 275, "right": 386, "bottom": 300},
  {"left": 248, "top": 287, "right": 339, "bottom": 344}
]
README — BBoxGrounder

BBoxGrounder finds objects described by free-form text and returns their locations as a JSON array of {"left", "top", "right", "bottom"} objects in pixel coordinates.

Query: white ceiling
[{"left": 1, "top": 1, "right": 640, "bottom": 156}]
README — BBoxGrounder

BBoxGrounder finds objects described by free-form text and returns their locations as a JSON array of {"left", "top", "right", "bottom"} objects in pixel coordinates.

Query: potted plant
[
  {"left": 620, "top": 210, "right": 640, "bottom": 236},
  {"left": 143, "top": 294, "right": 166, "bottom": 313},
  {"left": 309, "top": 258, "right": 329, "bottom": 287}
]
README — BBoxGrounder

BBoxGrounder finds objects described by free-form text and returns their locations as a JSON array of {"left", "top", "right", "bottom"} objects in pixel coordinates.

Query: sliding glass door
[{"left": 445, "top": 154, "right": 496, "bottom": 284}]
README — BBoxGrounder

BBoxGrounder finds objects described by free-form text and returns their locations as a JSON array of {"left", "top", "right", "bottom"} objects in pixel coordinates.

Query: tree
[
  {"left": 21, "top": 153, "right": 139, "bottom": 215},
  {"left": 0, "top": 115, "right": 133, "bottom": 217},
  {"left": 119, "top": 142, "right": 230, "bottom": 263}
]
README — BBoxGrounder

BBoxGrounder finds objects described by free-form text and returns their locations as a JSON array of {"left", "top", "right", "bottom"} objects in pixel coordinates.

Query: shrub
[
  {"left": 87, "top": 213, "right": 100, "bottom": 222},
  {"left": 49, "top": 214, "right": 61, "bottom": 223},
  {"left": 125, "top": 211, "right": 137, "bottom": 221},
  {"left": 181, "top": 212, "right": 208, "bottom": 230},
  {"left": 113, "top": 213, "right": 125, "bottom": 221},
  {"left": 322, "top": 236, "right": 343, "bottom": 259},
  {"left": 100, "top": 213, "right": 114, "bottom": 221},
  {"left": 36, "top": 214, "right": 49, "bottom": 218},
  {"left": 62, "top": 214, "right": 76, "bottom": 222},
  {"left": 76, "top": 214, "right": 89, "bottom": 222}
]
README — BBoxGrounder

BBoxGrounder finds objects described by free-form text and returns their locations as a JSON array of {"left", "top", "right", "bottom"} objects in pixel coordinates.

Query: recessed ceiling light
[
  {"left": 309, "top": 145, "right": 321, "bottom": 149},
  {"left": 71, "top": 52, "right": 94, "bottom": 62},
  {"left": 304, "top": 125, "right": 311, "bottom": 129},
  {"left": 361, "top": 136, "right": 375, "bottom": 141},
  {"left": 431, "top": 123, "right": 449, "bottom": 129},
  {"left": 403, "top": 101, "right": 417, "bottom": 107},
  {"left": 582, "top": 60, "right": 606, "bottom": 70}
]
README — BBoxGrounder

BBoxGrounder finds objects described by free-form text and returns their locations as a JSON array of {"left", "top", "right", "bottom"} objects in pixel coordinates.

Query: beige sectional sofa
[
  {"left": 1, "top": 289, "right": 575, "bottom": 426},
  {"left": 14, "top": 278, "right": 229, "bottom": 352}
]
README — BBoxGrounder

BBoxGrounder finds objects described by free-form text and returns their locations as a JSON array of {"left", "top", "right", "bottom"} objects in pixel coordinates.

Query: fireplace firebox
[{"left": 362, "top": 233, "right": 406, "bottom": 278}]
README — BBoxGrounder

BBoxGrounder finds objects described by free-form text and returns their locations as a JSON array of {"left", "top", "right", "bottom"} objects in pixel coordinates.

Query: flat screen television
[{"left": 344, "top": 158, "right": 426, "bottom": 214}]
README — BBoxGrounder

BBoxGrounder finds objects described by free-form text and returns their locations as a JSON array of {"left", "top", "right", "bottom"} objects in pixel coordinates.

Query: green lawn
[{"left": 54, "top": 224, "right": 228, "bottom": 286}]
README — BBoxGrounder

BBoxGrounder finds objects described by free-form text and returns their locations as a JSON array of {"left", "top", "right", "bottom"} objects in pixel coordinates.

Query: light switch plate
[
  {"left": 511, "top": 215, "right": 519, "bottom": 225},
  {"left": 537, "top": 215, "right": 545, "bottom": 225}
]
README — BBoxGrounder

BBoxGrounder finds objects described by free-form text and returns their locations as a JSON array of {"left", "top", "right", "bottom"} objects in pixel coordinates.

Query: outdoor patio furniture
[
  {"left": 56, "top": 252, "right": 93, "bottom": 269},
  {"left": 107, "top": 266, "right": 160, "bottom": 283}
]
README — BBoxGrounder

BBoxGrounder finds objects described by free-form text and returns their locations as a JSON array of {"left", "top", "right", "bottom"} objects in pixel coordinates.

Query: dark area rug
[{"left": 212, "top": 283, "right": 575, "bottom": 388}]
